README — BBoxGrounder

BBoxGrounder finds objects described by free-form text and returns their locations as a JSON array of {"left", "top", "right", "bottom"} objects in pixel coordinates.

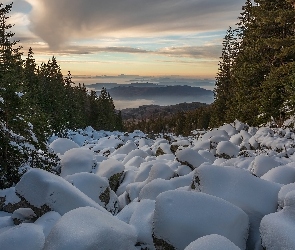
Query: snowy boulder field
[{"left": 1, "top": 121, "right": 295, "bottom": 249}]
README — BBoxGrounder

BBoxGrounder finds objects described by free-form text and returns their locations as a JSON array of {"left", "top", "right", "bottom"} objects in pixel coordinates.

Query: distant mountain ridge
[
  {"left": 120, "top": 102, "right": 208, "bottom": 120},
  {"left": 108, "top": 85, "right": 213, "bottom": 100}
]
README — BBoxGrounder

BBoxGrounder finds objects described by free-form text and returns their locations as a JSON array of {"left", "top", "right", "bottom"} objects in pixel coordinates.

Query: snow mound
[
  {"left": 60, "top": 147, "right": 96, "bottom": 177},
  {"left": 134, "top": 162, "right": 153, "bottom": 182},
  {"left": 34, "top": 211, "right": 61, "bottom": 237},
  {"left": 44, "top": 206, "right": 137, "bottom": 250},
  {"left": 0, "top": 223, "right": 45, "bottom": 250},
  {"left": 96, "top": 158, "right": 124, "bottom": 179},
  {"left": 116, "top": 170, "right": 136, "bottom": 196},
  {"left": 201, "top": 129, "right": 229, "bottom": 141},
  {"left": 0, "top": 187, "right": 21, "bottom": 206},
  {"left": 153, "top": 190, "right": 249, "bottom": 250},
  {"left": 218, "top": 124, "right": 238, "bottom": 136},
  {"left": 15, "top": 169, "right": 107, "bottom": 215},
  {"left": 198, "top": 150, "right": 216, "bottom": 163},
  {"left": 278, "top": 183, "right": 295, "bottom": 209},
  {"left": 122, "top": 149, "right": 149, "bottom": 164},
  {"left": 70, "top": 133, "right": 87, "bottom": 146},
  {"left": 261, "top": 165, "right": 295, "bottom": 185},
  {"left": 146, "top": 162, "right": 176, "bottom": 182},
  {"left": 122, "top": 199, "right": 156, "bottom": 249},
  {"left": 176, "top": 148, "right": 207, "bottom": 170},
  {"left": 64, "top": 172, "right": 119, "bottom": 215},
  {"left": 184, "top": 234, "right": 241, "bottom": 250},
  {"left": 193, "top": 164, "right": 280, "bottom": 249},
  {"left": 139, "top": 178, "right": 175, "bottom": 200},
  {"left": 260, "top": 191, "right": 295, "bottom": 250},
  {"left": 96, "top": 158, "right": 125, "bottom": 192},
  {"left": 11, "top": 207, "right": 36, "bottom": 224},
  {"left": 91, "top": 136, "right": 123, "bottom": 152},
  {"left": 249, "top": 155, "right": 280, "bottom": 177},
  {"left": 216, "top": 141, "right": 239, "bottom": 159},
  {"left": 49, "top": 138, "right": 80, "bottom": 155},
  {"left": 125, "top": 156, "right": 146, "bottom": 169},
  {"left": 110, "top": 140, "right": 137, "bottom": 156},
  {"left": 192, "top": 140, "right": 210, "bottom": 151}
]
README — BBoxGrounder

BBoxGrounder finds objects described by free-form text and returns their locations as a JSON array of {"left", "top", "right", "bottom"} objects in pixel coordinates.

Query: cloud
[
  {"left": 26, "top": 0, "right": 246, "bottom": 49},
  {"left": 25, "top": 43, "right": 221, "bottom": 61},
  {"left": 157, "top": 45, "right": 222, "bottom": 59},
  {"left": 23, "top": 44, "right": 149, "bottom": 55}
]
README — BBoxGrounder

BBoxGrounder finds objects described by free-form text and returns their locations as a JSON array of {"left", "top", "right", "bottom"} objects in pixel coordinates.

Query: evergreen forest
[{"left": 0, "top": 3, "right": 122, "bottom": 188}]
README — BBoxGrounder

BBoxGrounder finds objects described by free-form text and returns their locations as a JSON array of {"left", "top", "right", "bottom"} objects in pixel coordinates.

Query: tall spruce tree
[
  {"left": 211, "top": 27, "right": 239, "bottom": 127},
  {"left": 228, "top": 0, "right": 295, "bottom": 125},
  {"left": 97, "top": 87, "right": 117, "bottom": 131},
  {"left": 37, "top": 57, "right": 67, "bottom": 132},
  {"left": 258, "top": 0, "right": 295, "bottom": 124}
]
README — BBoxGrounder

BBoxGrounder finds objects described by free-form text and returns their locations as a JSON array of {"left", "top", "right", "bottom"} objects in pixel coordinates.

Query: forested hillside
[{"left": 0, "top": 3, "right": 122, "bottom": 188}]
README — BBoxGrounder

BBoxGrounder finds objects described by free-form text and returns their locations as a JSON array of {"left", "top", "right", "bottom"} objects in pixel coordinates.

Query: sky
[{"left": 4, "top": 0, "right": 246, "bottom": 78}]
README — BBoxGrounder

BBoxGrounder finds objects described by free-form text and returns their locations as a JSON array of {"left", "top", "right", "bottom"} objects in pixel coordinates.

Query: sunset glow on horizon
[{"left": 6, "top": 0, "right": 246, "bottom": 78}]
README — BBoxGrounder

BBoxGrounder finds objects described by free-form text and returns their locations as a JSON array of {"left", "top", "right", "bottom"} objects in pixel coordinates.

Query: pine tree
[
  {"left": 211, "top": 27, "right": 239, "bottom": 126},
  {"left": 258, "top": 0, "right": 295, "bottom": 124},
  {"left": 228, "top": 0, "right": 295, "bottom": 125},
  {"left": 97, "top": 87, "right": 117, "bottom": 131},
  {"left": 37, "top": 57, "right": 67, "bottom": 132}
]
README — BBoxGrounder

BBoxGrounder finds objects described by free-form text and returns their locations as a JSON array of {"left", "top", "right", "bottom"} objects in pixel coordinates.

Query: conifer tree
[
  {"left": 97, "top": 87, "right": 117, "bottom": 131},
  {"left": 37, "top": 57, "right": 67, "bottom": 132},
  {"left": 228, "top": 0, "right": 295, "bottom": 125},
  {"left": 211, "top": 27, "right": 239, "bottom": 126}
]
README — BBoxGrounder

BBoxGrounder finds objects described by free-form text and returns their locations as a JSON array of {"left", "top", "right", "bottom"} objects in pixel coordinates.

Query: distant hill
[
  {"left": 120, "top": 102, "right": 208, "bottom": 120},
  {"left": 108, "top": 85, "right": 213, "bottom": 100}
]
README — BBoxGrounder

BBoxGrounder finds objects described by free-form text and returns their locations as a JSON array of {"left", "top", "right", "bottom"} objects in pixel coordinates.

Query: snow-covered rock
[
  {"left": 0, "top": 223, "right": 45, "bottom": 250},
  {"left": 43, "top": 206, "right": 137, "bottom": 250},
  {"left": 64, "top": 172, "right": 119, "bottom": 215},
  {"left": 0, "top": 187, "right": 22, "bottom": 213},
  {"left": 219, "top": 124, "right": 238, "bottom": 137},
  {"left": 122, "top": 149, "right": 149, "bottom": 164},
  {"left": 278, "top": 183, "right": 295, "bottom": 209},
  {"left": 260, "top": 190, "right": 295, "bottom": 250},
  {"left": 249, "top": 155, "right": 280, "bottom": 177},
  {"left": 117, "top": 199, "right": 156, "bottom": 249},
  {"left": 125, "top": 156, "right": 145, "bottom": 169},
  {"left": 96, "top": 158, "right": 125, "bottom": 192},
  {"left": 201, "top": 129, "right": 229, "bottom": 141},
  {"left": 15, "top": 169, "right": 108, "bottom": 215},
  {"left": 60, "top": 148, "right": 96, "bottom": 177},
  {"left": 49, "top": 138, "right": 80, "bottom": 155},
  {"left": 176, "top": 148, "right": 207, "bottom": 170},
  {"left": 192, "top": 164, "right": 280, "bottom": 249},
  {"left": 110, "top": 140, "right": 137, "bottom": 156},
  {"left": 216, "top": 141, "right": 240, "bottom": 159},
  {"left": 153, "top": 190, "right": 249, "bottom": 250},
  {"left": 184, "top": 234, "right": 241, "bottom": 250},
  {"left": 34, "top": 211, "right": 61, "bottom": 237},
  {"left": 11, "top": 207, "right": 36, "bottom": 225},
  {"left": 146, "top": 162, "right": 176, "bottom": 182},
  {"left": 261, "top": 164, "right": 295, "bottom": 185}
]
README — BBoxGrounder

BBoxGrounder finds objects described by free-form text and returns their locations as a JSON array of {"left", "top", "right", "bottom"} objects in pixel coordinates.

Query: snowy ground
[{"left": 1, "top": 120, "right": 295, "bottom": 249}]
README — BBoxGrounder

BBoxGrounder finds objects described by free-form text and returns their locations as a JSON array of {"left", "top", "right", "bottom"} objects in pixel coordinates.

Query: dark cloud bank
[{"left": 27, "top": 0, "right": 246, "bottom": 49}]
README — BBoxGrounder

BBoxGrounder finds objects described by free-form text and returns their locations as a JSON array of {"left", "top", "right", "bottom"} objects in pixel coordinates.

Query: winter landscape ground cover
[{"left": 1, "top": 120, "right": 295, "bottom": 249}]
